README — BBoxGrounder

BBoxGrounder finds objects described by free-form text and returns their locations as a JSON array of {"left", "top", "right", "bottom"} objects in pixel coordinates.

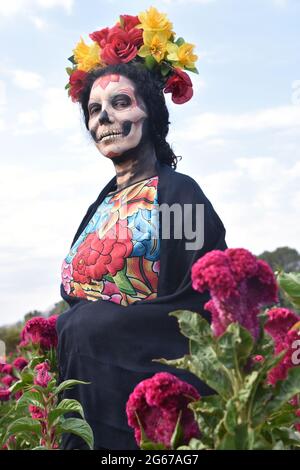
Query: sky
[{"left": 0, "top": 0, "right": 299, "bottom": 325}]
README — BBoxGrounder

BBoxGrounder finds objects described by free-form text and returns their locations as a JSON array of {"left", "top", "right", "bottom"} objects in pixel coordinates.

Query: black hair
[{"left": 78, "top": 62, "right": 182, "bottom": 170}]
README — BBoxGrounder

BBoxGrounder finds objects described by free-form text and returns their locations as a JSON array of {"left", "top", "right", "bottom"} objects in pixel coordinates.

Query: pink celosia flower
[
  {"left": 13, "top": 356, "right": 28, "bottom": 371},
  {"left": 265, "top": 307, "right": 299, "bottom": 343},
  {"left": 1, "top": 364, "right": 13, "bottom": 375},
  {"left": 191, "top": 248, "right": 279, "bottom": 339},
  {"left": 29, "top": 405, "right": 47, "bottom": 420},
  {"left": 0, "top": 388, "right": 11, "bottom": 401},
  {"left": 20, "top": 315, "right": 58, "bottom": 351},
  {"left": 264, "top": 308, "right": 300, "bottom": 385},
  {"left": 1, "top": 375, "right": 15, "bottom": 387},
  {"left": 126, "top": 372, "right": 201, "bottom": 449},
  {"left": 34, "top": 362, "right": 52, "bottom": 388}
]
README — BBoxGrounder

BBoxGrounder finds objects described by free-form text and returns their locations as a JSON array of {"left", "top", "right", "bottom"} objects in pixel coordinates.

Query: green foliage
[{"left": 151, "top": 310, "right": 300, "bottom": 450}]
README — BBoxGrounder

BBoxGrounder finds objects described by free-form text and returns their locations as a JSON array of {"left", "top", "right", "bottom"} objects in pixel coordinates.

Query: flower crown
[{"left": 65, "top": 6, "right": 199, "bottom": 105}]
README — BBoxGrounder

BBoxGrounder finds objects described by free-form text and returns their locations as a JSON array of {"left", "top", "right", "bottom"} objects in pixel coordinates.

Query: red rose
[
  {"left": 118, "top": 15, "right": 143, "bottom": 47},
  {"left": 69, "top": 69, "right": 88, "bottom": 103},
  {"left": 90, "top": 24, "right": 142, "bottom": 65},
  {"left": 89, "top": 27, "right": 110, "bottom": 48},
  {"left": 164, "top": 68, "right": 193, "bottom": 104},
  {"left": 72, "top": 219, "right": 133, "bottom": 284},
  {"left": 119, "top": 14, "right": 141, "bottom": 32}
]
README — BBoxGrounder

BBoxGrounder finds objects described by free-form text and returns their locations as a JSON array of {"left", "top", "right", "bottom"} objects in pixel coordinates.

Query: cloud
[
  {"left": 0, "top": 0, "right": 73, "bottom": 17},
  {"left": 0, "top": 80, "right": 6, "bottom": 131},
  {"left": 161, "top": 0, "right": 216, "bottom": 3},
  {"left": 271, "top": 0, "right": 288, "bottom": 7},
  {"left": 197, "top": 157, "right": 300, "bottom": 255},
  {"left": 12, "top": 69, "right": 43, "bottom": 90},
  {"left": 29, "top": 15, "right": 48, "bottom": 30},
  {"left": 176, "top": 105, "right": 300, "bottom": 141}
]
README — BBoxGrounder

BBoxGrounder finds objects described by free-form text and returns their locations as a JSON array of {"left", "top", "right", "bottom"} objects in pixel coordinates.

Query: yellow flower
[
  {"left": 73, "top": 37, "right": 102, "bottom": 72},
  {"left": 137, "top": 6, "right": 173, "bottom": 40},
  {"left": 166, "top": 42, "right": 198, "bottom": 69},
  {"left": 138, "top": 31, "right": 168, "bottom": 63}
]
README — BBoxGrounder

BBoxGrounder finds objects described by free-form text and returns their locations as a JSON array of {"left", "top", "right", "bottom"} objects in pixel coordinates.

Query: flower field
[{"left": 1, "top": 248, "right": 300, "bottom": 450}]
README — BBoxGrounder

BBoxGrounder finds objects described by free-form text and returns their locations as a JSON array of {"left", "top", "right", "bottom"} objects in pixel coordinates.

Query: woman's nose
[{"left": 98, "top": 109, "right": 112, "bottom": 125}]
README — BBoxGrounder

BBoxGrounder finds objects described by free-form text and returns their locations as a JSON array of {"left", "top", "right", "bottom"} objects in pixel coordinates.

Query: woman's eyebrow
[{"left": 88, "top": 101, "right": 100, "bottom": 110}]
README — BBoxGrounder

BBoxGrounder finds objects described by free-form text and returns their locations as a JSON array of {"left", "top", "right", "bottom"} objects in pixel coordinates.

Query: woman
[{"left": 57, "top": 9, "right": 227, "bottom": 450}]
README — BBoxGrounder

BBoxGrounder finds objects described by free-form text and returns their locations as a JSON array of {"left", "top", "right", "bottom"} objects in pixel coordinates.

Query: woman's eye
[
  {"left": 90, "top": 107, "right": 101, "bottom": 115},
  {"left": 114, "top": 97, "right": 131, "bottom": 108}
]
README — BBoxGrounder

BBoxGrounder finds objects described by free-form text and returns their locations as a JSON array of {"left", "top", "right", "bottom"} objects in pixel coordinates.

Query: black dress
[{"left": 56, "top": 159, "right": 227, "bottom": 450}]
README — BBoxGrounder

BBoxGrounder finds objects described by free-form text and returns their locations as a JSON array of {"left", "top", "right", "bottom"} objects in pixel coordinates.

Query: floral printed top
[{"left": 61, "top": 175, "right": 160, "bottom": 306}]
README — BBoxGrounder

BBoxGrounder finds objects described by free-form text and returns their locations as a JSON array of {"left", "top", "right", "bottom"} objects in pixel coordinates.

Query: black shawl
[{"left": 56, "top": 159, "right": 227, "bottom": 450}]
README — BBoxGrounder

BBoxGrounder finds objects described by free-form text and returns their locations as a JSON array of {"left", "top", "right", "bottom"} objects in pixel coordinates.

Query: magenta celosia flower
[
  {"left": 0, "top": 388, "right": 11, "bottom": 401},
  {"left": 34, "top": 362, "right": 52, "bottom": 388},
  {"left": 264, "top": 308, "right": 300, "bottom": 385},
  {"left": 191, "top": 248, "right": 279, "bottom": 339},
  {"left": 20, "top": 315, "right": 58, "bottom": 351},
  {"left": 1, "top": 364, "right": 13, "bottom": 375},
  {"left": 1, "top": 375, "right": 15, "bottom": 387},
  {"left": 265, "top": 307, "right": 299, "bottom": 343},
  {"left": 29, "top": 405, "right": 47, "bottom": 420},
  {"left": 126, "top": 372, "right": 201, "bottom": 449},
  {"left": 13, "top": 357, "right": 28, "bottom": 371}
]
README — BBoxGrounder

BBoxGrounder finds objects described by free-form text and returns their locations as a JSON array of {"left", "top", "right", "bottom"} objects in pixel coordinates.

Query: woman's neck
[{"left": 111, "top": 141, "right": 158, "bottom": 192}]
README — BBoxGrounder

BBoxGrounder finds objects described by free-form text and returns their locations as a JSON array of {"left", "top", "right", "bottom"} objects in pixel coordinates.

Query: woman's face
[{"left": 87, "top": 73, "right": 148, "bottom": 159}]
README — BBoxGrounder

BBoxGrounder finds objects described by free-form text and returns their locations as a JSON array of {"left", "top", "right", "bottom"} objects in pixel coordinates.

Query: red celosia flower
[
  {"left": 164, "top": 68, "right": 193, "bottom": 104},
  {"left": 13, "top": 356, "right": 28, "bottom": 371},
  {"left": 29, "top": 405, "right": 47, "bottom": 420},
  {"left": 191, "top": 248, "right": 279, "bottom": 339},
  {"left": 1, "top": 363, "right": 13, "bottom": 375},
  {"left": 126, "top": 372, "right": 201, "bottom": 449},
  {"left": 21, "top": 315, "right": 58, "bottom": 351},
  {"left": 69, "top": 69, "right": 88, "bottom": 103},
  {"left": 264, "top": 308, "right": 300, "bottom": 385},
  {"left": 34, "top": 362, "right": 52, "bottom": 388},
  {"left": 0, "top": 388, "right": 11, "bottom": 401},
  {"left": 1, "top": 375, "right": 15, "bottom": 387},
  {"left": 265, "top": 307, "right": 299, "bottom": 343}
]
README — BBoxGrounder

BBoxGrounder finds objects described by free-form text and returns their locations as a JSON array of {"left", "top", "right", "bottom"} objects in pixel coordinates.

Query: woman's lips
[{"left": 98, "top": 133, "right": 124, "bottom": 143}]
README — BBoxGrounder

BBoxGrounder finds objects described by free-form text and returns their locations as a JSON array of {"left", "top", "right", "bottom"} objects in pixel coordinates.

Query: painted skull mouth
[{"left": 99, "top": 131, "right": 124, "bottom": 142}]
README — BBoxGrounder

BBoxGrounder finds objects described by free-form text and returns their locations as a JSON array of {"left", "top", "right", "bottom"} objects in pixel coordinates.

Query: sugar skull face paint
[{"left": 88, "top": 74, "right": 148, "bottom": 158}]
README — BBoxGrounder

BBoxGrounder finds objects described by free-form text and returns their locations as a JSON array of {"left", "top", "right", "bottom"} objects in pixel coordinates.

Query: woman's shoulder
[{"left": 168, "top": 167, "right": 210, "bottom": 203}]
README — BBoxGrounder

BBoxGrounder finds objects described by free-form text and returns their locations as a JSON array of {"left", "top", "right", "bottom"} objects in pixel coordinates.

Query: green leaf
[
  {"left": 217, "top": 323, "right": 254, "bottom": 370},
  {"left": 16, "top": 390, "right": 45, "bottom": 409},
  {"left": 7, "top": 417, "right": 41, "bottom": 435},
  {"left": 184, "top": 66, "right": 199, "bottom": 74},
  {"left": 264, "top": 367, "right": 300, "bottom": 416},
  {"left": 68, "top": 55, "right": 76, "bottom": 65},
  {"left": 170, "top": 410, "right": 184, "bottom": 449},
  {"left": 175, "top": 37, "right": 185, "bottom": 47},
  {"left": 54, "top": 379, "right": 91, "bottom": 397},
  {"left": 48, "top": 399, "right": 85, "bottom": 427},
  {"left": 224, "top": 399, "right": 238, "bottom": 435},
  {"left": 135, "top": 411, "right": 167, "bottom": 450},
  {"left": 217, "top": 424, "right": 249, "bottom": 450},
  {"left": 160, "top": 63, "right": 171, "bottom": 77},
  {"left": 277, "top": 272, "right": 300, "bottom": 310},
  {"left": 144, "top": 54, "right": 157, "bottom": 70},
  {"left": 166, "top": 310, "right": 233, "bottom": 398},
  {"left": 119, "top": 15, "right": 125, "bottom": 29},
  {"left": 56, "top": 418, "right": 94, "bottom": 450}
]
